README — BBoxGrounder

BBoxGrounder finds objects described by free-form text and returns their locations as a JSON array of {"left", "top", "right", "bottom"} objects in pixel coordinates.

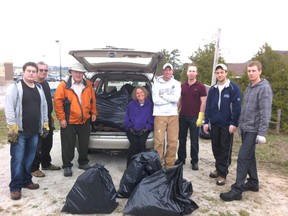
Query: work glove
[
  {"left": 7, "top": 124, "right": 19, "bottom": 144},
  {"left": 256, "top": 135, "right": 266, "bottom": 144},
  {"left": 138, "top": 128, "right": 148, "bottom": 136},
  {"left": 41, "top": 122, "right": 50, "bottom": 138},
  {"left": 196, "top": 112, "right": 204, "bottom": 127}
]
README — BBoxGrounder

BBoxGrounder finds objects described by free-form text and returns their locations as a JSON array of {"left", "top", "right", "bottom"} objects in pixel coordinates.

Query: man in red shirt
[{"left": 175, "top": 64, "right": 207, "bottom": 170}]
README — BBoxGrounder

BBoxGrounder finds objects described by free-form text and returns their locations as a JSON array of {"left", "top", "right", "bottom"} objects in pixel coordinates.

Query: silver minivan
[{"left": 69, "top": 48, "right": 162, "bottom": 150}]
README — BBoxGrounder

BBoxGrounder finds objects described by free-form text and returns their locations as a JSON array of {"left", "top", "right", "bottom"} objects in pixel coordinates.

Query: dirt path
[{"left": 0, "top": 132, "right": 287, "bottom": 216}]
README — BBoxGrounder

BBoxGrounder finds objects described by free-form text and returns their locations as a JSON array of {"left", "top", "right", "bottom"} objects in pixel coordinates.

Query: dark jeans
[
  {"left": 232, "top": 131, "right": 258, "bottom": 193},
  {"left": 178, "top": 115, "right": 199, "bottom": 164},
  {"left": 60, "top": 120, "right": 90, "bottom": 168},
  {"left": 210, "top": 125, "right": 233, "bottom": 177},
  {"left": 10, "top": 132, "right": 38, "bottom": 192},
  {"left": 126, "top": 130, "right": 149, "bottom": 167},
  {"left": 31, "top": 130, "right": 53, "bottom": 171}
]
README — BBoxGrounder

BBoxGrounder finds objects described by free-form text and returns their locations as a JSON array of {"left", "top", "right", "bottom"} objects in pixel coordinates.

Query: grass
[
  {"left": 0, "top": 109, "right": 7, "bottom": 144},
  {"left": 232, "top": 130, "right": 288, "bottom": 177}
]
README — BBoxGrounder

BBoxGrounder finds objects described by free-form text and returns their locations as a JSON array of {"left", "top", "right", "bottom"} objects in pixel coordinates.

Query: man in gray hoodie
[{"left": 220, "top": 61, "right": 273, "bottom": 201}]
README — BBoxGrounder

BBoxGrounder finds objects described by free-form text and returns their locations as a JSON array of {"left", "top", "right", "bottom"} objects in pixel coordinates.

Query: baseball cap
[
  {"left": 163, "top": 63, "right": 173, "bottom": 70},
  {"left": 215, "top": 63, "right": 227, "bottom": 71}
]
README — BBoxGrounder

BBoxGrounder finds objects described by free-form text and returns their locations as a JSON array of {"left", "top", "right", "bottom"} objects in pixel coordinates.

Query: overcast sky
[{"left": 0, "top": 0, "right": 287, "bottom": 67}]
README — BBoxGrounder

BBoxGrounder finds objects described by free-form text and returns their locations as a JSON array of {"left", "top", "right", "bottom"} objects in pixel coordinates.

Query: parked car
[{"left": 69, "top": 48, "right": 162, "bottom": 150}]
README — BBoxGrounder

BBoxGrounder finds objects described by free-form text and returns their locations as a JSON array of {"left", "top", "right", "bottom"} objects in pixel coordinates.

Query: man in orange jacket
[{"left": 54, "top": 62, "right": 97, "bottom": 177}]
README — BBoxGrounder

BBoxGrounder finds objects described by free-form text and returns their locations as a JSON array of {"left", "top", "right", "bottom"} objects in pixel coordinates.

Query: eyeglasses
[
  {"left": 26, "top": 69, "right": 37, "bottom": 74},
  {"left": 39, "top": 69, "right": 48, "bottom": 72}
]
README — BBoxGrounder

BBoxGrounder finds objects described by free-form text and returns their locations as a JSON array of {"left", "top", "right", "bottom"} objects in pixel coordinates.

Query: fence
[{"left": 270, "top": 109, "right": 281, "bottom": 134}]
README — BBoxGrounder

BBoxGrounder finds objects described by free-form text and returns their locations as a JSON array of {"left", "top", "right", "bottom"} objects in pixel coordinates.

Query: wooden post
[
  {"left": 276, "top": 109, "right": 281, "bottom": 134},
  {"left": 211, "top": 28, "right": 221, "bottom": 86}
]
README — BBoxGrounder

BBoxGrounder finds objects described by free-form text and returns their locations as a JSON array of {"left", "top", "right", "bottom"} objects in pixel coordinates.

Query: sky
[{"left": 0, "top": 0, "right": 287, "bottom": 67}]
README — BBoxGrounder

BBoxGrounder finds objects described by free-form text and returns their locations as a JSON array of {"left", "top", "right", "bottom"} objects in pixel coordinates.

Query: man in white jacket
[{"left": 152, "top": 63, "right": 181, "bottom": 169}]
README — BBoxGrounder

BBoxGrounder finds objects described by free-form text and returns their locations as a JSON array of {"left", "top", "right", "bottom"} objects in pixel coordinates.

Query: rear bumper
[{"left": 88, "top": 131, "right": 154, "bottom": 150}]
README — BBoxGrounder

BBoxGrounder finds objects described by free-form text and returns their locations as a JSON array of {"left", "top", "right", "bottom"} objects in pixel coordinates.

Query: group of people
[
  {"left": 125, "top": 60, "right": 272, "bottom": 202},
  {"left": 5, "top": 61, "right": 97, "bottom": 200},
  {"left": 5, "top": 59, "right": 272, "bottom": 203}
]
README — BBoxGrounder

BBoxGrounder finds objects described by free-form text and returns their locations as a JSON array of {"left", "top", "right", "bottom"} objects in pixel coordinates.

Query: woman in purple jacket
[{"left": 124, "top": 86, "right": 154, "bottom": 166}]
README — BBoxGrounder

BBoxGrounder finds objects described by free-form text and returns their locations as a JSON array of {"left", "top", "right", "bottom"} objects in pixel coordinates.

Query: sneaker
[
  {"left": 192, "top": 163, "right": 199, "bottom": 170},
  {"left": 24, "top": 183, "right": 39, "bottom": 190},
  {"left": 209, "top": 170, "right": 219, "bottom": 178},
  {"left": 242, "top": 180, "right": 259, "bottom": 192},
  {"left": 64, "top": 167, "right": 73, "bottom": 177},
  {"left": 42, "top": 164, "right": 61, "bottom": 170},
  {"left": 11, "top": 191, "right": 21, "bottom": 200},
  {"left": 220, "top": 190, "right": 242, "bottom": 201},
  {"left": 216, "top": 176, "right": 226, "bottom": 186},
  {"left": 174, "top": 159, "right": 185, "bottom": 165},
  {"left": 78, "top": 164, "right": 91, "bottom": 170},
  {"left": 31, "top": 170, "right": 45, "bottom": 178}
]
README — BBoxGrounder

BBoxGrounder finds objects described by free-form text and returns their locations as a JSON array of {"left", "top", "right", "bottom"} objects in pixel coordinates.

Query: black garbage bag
[
  {"left": 95, "top": 86, "right": 129, "bottom": 130},
  {"left": 117, "top": 150, "right": 162, "bottom": 198},
  {"left": 182, "top": 178, "right": 193, "bottom": 198},
  {"left": 124, "top": 164, "right": 199, "bottom": 216},
  {"left": 61, "top": 163, "right": 118, "bottom": 214}
]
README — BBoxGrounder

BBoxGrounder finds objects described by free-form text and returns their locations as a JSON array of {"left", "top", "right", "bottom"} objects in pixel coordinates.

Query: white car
[{"left": 69, "top": 47, "right": 162, "bottom": 150}]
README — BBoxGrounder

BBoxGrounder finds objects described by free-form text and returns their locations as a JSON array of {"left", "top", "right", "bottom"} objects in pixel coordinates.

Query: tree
[
  {"left": 253, "top": 44, "right": 288, "bottom": 131},
  {"left": 156, "top": 49, "right": 182, "bottom": 80},
  {"left": 237, "top": 43, "right": 288, "bottom": 132},
  {"left": 183, "top": 42, "right": 225, "bottom": 85}
]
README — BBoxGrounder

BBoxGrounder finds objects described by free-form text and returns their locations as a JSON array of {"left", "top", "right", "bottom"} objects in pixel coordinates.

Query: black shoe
[
  {"left": 242, "top": 180, "right": 259, "bottom": 192},
  {"left": 64, "top": 167, "right": 72, "bottom": 177},
  {"left": 192, "top": 163, "right": 199, "bottom": 170},
  {"left": 78, "top": 164, "right": 91, "bottom": 170},
  {"left": 220, "top": 190, "right": 242, "bottom": 201},
  {"left": 209, "top": 170, "right": 219, "bottom": 178},
  {"left": 174, "top": 159, "right": 185, "bottom": 165}
]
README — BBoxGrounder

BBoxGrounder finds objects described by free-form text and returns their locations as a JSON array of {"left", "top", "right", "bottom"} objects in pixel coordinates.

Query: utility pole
[
  {"left": 55, "top": 40, "right": 62, "bottom": 80},
  {"left": 211, "top": 28, "right": 221, "bottom": 86}
]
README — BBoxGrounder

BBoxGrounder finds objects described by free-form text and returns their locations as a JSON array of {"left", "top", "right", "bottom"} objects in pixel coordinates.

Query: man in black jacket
[{"left": 31, "top": 61, "right": 60, "bottom": 178}]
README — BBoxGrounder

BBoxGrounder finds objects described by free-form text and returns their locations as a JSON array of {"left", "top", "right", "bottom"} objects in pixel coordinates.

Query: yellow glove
[
  {"left": 196, "top": 112, "right": 204, "bottom": 127},
  {"left": 8, "top": 124, "right": 19, "bottom": 144},
  {"left": 42, "top": 122, "right": 50, "bottom": 138}
]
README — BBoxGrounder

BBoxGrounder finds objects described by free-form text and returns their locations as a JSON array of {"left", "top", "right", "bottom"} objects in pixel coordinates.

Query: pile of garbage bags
[{"left": 62, "top": 151, "right": 198, "bottom": 215}]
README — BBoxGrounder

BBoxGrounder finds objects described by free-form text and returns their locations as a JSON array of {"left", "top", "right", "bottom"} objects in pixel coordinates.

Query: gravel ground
[{"left": 0, "top": 131, "right": 288, "bottom": 216}]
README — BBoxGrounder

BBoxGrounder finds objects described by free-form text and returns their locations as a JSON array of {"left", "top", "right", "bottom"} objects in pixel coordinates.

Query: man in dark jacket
[
  {"left": 31, "top": 62, "right": 60, "bottom": 178},
  {"left": 204, "top": 64, "right": 241, "bottom": 186}
]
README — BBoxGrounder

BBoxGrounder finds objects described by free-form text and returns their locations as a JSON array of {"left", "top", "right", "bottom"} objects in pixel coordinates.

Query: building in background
[{"left": 0, "top": 62, "right": 13, "bottom": 85}]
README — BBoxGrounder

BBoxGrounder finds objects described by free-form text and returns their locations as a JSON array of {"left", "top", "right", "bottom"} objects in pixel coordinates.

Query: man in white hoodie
[{"left": 152, "top": 63, "right": 181, "bottom": 169}]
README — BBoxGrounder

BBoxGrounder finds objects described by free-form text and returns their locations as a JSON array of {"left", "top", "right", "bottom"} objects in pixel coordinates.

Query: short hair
[
  {"left": 37, "top": 61, "right": 49, "bottom": 68},
  {"left": 187, "top": 63, "right": 198, "bottom": 71},
  {"left": 23, "top": 62, "right": 38, "bottom": 72},
  {"left": 132, "top": 86, "right": 149, "bottom": 100},
  {"left": 247, "top": 61, "right": 262, "bottom": 71}
]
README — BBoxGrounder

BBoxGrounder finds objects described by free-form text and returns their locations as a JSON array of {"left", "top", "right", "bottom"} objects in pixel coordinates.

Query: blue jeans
[
  {"left": 178, "top": 115, "right": 199, "bottom": 164},
  {"left": 232, "top": 131, "right": 258, "bottom": 193},
  {"left": 9, "top": 132, "right": 38, "bottom": 192}
]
